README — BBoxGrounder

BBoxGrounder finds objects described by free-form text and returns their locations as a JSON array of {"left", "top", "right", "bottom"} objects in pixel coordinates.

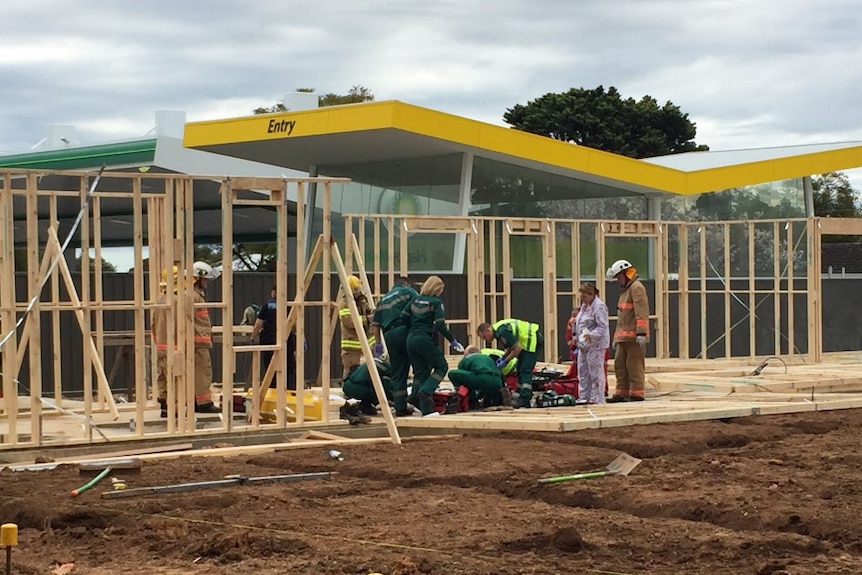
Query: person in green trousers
[
  {"left": 403, "top": 276, "right": 464, "bottom": 416},
  {"left": 477, "top": 318, "right": 543, "bottom": 409},
  {"left": 448, "top": 346, "right": 506, "bottom": 408},
  {"left": 340, "top": 358, "right": 392, "bottom": 425},
  {"left": 371, "top": 276, "right": 417, "bottom": 417}
]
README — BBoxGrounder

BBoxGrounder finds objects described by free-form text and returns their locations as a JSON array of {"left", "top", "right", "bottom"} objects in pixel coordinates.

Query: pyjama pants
[
  {"left": 613, "top": 341, "right": 645, "bottom": 399},
  {"left": 577, "top": 347, "right": 606, "bottom": 405}
]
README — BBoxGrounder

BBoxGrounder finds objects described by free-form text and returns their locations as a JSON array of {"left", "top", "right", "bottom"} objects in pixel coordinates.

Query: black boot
[
  {"left": 195, "top": 401, "right": 221, "bottom": 414},
  {"left": 339, "top": 403, "right": 360, "bottom": 425},
  {"left": 158, "top": 398, "right": 168, "bottom": 418},
  {"left": 607, "top": 394, "right": 629, "bottom": 403},
  {"left": 417, "top": 392, "right": 436, "bottom": 416},
  {"left": 358, "top": 400, "right": 378, "bottom": 416},
  {"left": 628, "top": 395, "right": 645, "bottom": 402}
]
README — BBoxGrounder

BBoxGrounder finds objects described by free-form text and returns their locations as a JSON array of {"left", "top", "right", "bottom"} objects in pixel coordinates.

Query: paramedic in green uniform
[
  {"left": 448, "top": 345, "right": 506, "bottom": 408},
  {"left": 403, "top": 275, "right": 464, "bottom": 415},
  {"left": 370, "top": 276, "right": 417, "bottom": 417},
  {"left": 341, "top": 358, "right": 393, "bottom": 412},
  {"left": 477, "top": 318, "right": 543, "bottom": 409}
]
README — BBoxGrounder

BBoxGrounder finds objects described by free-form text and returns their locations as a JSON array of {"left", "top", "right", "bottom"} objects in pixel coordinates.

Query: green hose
[{"left": 70, "top": 467, "right": 112, "bottom": 497}]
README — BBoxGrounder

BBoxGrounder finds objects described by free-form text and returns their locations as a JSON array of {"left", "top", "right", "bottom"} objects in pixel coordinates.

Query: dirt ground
[{"left": 3, "top": 409, "right": 862, "bottom": 575}]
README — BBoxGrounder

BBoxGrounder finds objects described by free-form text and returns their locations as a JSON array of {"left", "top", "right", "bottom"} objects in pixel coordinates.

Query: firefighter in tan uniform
[
  {"left": 151, "top": 266, "right": 178, "bottom": 418},
  {"left": 338, "top": 275, "right": 375, "bottom": 379},
  {"left": 606, "top": 259, "right": 650, "bottom": 403},
  {"left": 191, "top": 261, "right": 220, "bottom": 413}
]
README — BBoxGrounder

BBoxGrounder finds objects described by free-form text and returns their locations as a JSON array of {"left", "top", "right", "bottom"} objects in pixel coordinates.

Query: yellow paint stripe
[{"left": 185, "top": 100, "right": 862, "bottom": 196}]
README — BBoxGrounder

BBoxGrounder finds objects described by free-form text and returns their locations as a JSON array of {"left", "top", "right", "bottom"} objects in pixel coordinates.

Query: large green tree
[
  {"left": 812, "top": 172, "right": 862, "bottom": 243},
  {"left": 503, "top": 85, "right": 708, "bottom": 159}
]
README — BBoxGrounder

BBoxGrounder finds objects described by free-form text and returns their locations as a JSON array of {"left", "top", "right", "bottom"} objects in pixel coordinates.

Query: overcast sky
[{"left": 2, "top": 0, "right": 861, "bottom": 163}]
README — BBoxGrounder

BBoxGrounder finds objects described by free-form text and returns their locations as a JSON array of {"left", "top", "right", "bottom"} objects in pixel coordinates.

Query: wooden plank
[
  {"left": 773, "top": 221, "right": 781, "bottom": 355},
  {"left": 25, "top": 176, "right": 43, "bottom": 444},
  {"left": 724, "top": 223, "right": 731, "bottom": 359},
  {"left": 221, "top": 180, "right": 235, "bottom": 431},
  {"left": 294, "top": 181, "right": 307, "bottom": 428},
  {"left": 330, "top": 241, "right": 401, "bottom": 444},
  {"left": 93, "top": 195, "right": 105, "bottom": 410},
  {"left": 47, "top": 228, "right": 120, "bottom": 420},
  {"left": 133, "top": 177, "right": 146, "bottom": 435},
  {"left": 817, "top": 217, "right": 862, "bottom": 236},
  {"left": 321, "top": 182, "right": 332, "bottom": 423}
]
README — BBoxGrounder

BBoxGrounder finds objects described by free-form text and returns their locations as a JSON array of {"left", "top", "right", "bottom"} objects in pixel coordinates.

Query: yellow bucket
[{"left": 246, "top": 389, "right": 324, "bottom": 422}]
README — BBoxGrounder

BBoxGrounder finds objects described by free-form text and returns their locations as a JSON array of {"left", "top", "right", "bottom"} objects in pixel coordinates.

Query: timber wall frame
[
  {"left": 1, "top": 166, "right": 860, "bottom": 449},
  {"left": 0, "top": 169, "right": 398, "bottom": 448}
]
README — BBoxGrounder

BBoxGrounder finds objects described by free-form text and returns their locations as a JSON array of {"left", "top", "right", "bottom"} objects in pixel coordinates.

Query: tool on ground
[
  {"left": 70, "top": 466, "right": 112, "bottom": 497},
  {"left": 328, "top": 449, "right": 344, "bottom": 461},
  {"left": 1, "top": 523, "right": 17, "bottom": 575},
  {"left": 537, "top": 453, "right": 642, "bottom": 485},
  {"left": 100, "top": 471, "right": 336, "bottom": 499}
]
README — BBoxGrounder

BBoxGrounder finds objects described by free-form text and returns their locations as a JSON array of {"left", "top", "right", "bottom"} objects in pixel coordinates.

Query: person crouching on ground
[{"left": 448, "top": 345, "right": 506, "bottom": 408}]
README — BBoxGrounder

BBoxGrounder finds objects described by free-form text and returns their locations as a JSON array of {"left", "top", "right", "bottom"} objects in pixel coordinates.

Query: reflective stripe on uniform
[
  {"left": 492, "top": 318, "right": 539, "bottom": 353},
  {"left": 341, "top": 337, "right": 376, "bottom": 349}
]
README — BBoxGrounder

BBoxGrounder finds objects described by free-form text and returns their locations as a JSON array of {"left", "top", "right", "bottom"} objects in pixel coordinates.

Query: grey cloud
[{"left": 2, "top": 0, "right": 862, "bottom": 156}]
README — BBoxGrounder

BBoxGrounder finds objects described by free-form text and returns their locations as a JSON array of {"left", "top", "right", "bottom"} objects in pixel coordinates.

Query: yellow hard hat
[
  {"left": 160, "top": 265, "right": 179, "bottom": 288},
  {"left": 348, "top": 275, "right": 362, "bottom": 291}
]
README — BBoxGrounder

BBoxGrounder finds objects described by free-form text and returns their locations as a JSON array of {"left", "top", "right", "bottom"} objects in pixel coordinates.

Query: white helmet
[
  {"left": 606, "top": 259, "right": 632, "bottom": 280},
  {"left": 192, "top": 261, "right": 214, "bottom": 280}
]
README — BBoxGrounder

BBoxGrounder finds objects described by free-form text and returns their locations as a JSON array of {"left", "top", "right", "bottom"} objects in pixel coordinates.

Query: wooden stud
[
  {"left": 132, "top": 177, "right": 146, "bottom": 435},
  {"left": 25, "top": 175, "right": 43, "bottom": 444},
  {"left": 79, "top": 175, "right": 93, "bottom": 432},
  {"left": 92, "top": 195, "right": 105, "bottom": 409},
  {"left": 773, "top": 221, "right": 781, "bottom": 355},
  {"left": 330, "top": 242, "right": 400, "bottom": 444},
  {"left": 698, "top": 225, "right": 707, "bottom": 359},
  {"left": 321, "top": 182, "right": 332, "bottom": 422},
  {"left": 275, "top": 181, "right": 288, "bottom": 427},
  {"left": 295, "top": 181, "right": 307, "bottom": 425},
  {"left": 748, "top": 221, "right": 756, "bottom": 359},
  {"left": 221, "top": 180, "right": 235, "bottom": 432},
  {"left": 787, "top": 221, "right": 795, "bottom": 357},
  {"left": 724, "top": 223, "right": 731, "bottom": 359}
]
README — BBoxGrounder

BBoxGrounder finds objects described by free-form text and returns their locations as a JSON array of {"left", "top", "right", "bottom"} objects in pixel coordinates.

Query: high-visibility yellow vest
[
  {"left": 480, "top": 347, "right": 517, "bottom": 375},
  {"left": 492, "top": 318, "right": 539, "bottom": 353}
]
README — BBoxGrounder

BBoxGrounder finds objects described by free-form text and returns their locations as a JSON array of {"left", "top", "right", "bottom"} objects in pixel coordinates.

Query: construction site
[{"left": 2, "top": 128, "right": 862, "bottom": 573}]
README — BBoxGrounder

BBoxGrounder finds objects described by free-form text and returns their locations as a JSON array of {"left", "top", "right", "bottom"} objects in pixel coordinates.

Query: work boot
[
  {"left": 607, "top": 394, "right": 629, "bottom": 404},
  {"left": 339, "top": 403, "right": 360, "bottom": 425},
  {"left": 195, "top": 401, "right": 221, "bottom": 414},
  {"left": 158, "top": 398, "right": 168, "bottom": 418},
  {"left": 417, "top": 392, "right": 436, "bottom": 416},
  {"left": 510, "top": 395, "right": 532, "bottom": 409},
  {"left": 628, "top": 395, "right": 645, "bottom": 402},
  {"left": 395, "top": 408, "right": 414, "bottom": 417},
  {"left": 358, "top": 400, "right": 378, "bottom": 416},
  {"left": 500, "top": 387, "right": 513, "bottom": 407},
  {"left": 357, "top": 412, "right": 373, "bottom": 424}
]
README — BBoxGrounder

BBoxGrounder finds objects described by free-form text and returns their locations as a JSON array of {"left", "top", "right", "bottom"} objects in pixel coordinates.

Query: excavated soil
[{"left": 4, "top": 409, "right": 862, "bottom": 574}]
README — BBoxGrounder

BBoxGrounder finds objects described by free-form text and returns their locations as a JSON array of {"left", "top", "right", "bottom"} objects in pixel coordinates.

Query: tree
[
  {"left": 503, "top": 85, "right": 708, "bottom": 159},
  {"left": 812, "top": 172, "right": 862, "bottom": 243},
  {"left": 254, "top": 85, "right": 374, "bottom": 114},
  {"left": 244, "top": 86, "right": 376, "bottom": 270}
]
